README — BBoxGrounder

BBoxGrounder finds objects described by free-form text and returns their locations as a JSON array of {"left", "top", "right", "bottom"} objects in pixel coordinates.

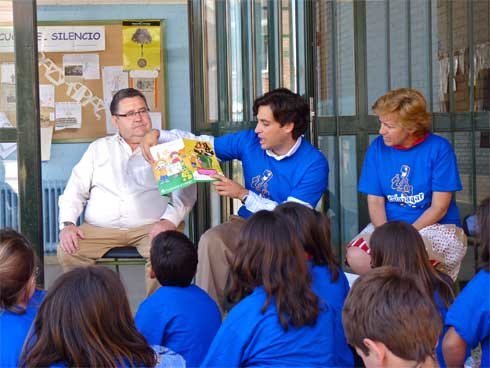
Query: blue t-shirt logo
[
  {"left": 387, "top": 164, "right": 425, "bottom": 208},
  {"left": 391, "top": 164, "right": 413, "bottom": 196},
  {"left": 251, "top": 169, "right": 273, "bottom": 198}
]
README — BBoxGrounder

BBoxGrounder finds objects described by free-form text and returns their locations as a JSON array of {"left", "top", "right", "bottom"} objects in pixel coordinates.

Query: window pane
[
  {"left": 281, "top": 0, "right": 296, "bottom": 91},
  {"left": 0, "top": 157, "right": 19, "bottom": 231},
  {"left": 410, "top": 0, "right": 430, "bottom": 99},
  {"left": 476, "top": 130, "right": 490, "bottom": 205},
  {"left": 452, "top": 0, "right": 469, "bottom": 112},
  {"left": 0, "top": 0, "right": 16, "bottom": 130},
  {"left": 366, "top": 0, "right": 388, "bottom": 111},
  {"left": 433, "top": 0, "right": 450, "bottom": 112},
  {"left": 389, "top": 0, "right": 409, "bottom": 89},
  {"left": 231, "top": 159, "right": 244, "bottom": 214},
  {"left": 318, "top": 135, "right": 359, "bottom": 249},
  {"left": 318, "top": 136, "right": 339, "bottom": 247},
  {"left": 473, "top": 0, "right": 490, "bottom": 112},
  {"left": 315, "top": 0, "right": 334, "bottom": 116},
  {"left": 451, "top": 131, "right": 474, "bottom": 218},
  {"left": 229, "top": 0, "right": 243, "bottom": 121},
  {"left": 254, "top": 0, "right": 269, "bottom": 96},
  {"left": 339, "top": 135, "right": 358, "bottom": 243},
  {"left": 336, "top": 0, "right": 355, "bottom": 115},
  {"left": 203, "top": 0, "right": 218, "bottom": 122}
]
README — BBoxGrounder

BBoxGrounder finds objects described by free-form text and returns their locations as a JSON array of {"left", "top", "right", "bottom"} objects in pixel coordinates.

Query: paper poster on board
[{"left": 122, "top": 20, "right": 161, "bottom": 71}]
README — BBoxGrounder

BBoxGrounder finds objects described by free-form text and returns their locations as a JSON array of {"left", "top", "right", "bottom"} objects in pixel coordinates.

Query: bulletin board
[{"left": 0, "top": 20, "right": 167, "bottom": 143}]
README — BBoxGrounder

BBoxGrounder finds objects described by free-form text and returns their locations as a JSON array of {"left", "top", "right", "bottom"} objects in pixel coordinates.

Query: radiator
[
  {"left": 0, "top": 180, "right": 73, "bottom": 253},
  {"left": 0, "top": 182, "right": 19, "bottom": 230},
  {"left": 43, "top": 180, "right": 67, "bottom": 252}
]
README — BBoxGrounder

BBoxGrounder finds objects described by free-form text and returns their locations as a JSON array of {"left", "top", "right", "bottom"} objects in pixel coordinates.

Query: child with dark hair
[
  {"left": 135, "top": 231, "right": 221, "bottom": 367},
  {"left": 342, "top": 266, "right": 442, "bottom": 367},
  {"left": 21, "top": 266, "right": 184, "bottom": 367},
  {"left": 202, "top": 210, "right": 343, "bottom": 366},
  {"left": 443, "top": 197, "right": 490, "bottom": 367},
  {"left": 274, "top": 202, "right": 353, "bottom": 366},
  {"left": 369, "top": 221, "right": 454, "bottom": 366},
  {"left": 0, "top": 228, "right": 45, "bottom": 367}
]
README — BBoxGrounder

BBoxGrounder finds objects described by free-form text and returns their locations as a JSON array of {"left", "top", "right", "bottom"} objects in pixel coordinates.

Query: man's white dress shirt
[{"left": 59, "top": 134, "right": 196, "bottom": 230}]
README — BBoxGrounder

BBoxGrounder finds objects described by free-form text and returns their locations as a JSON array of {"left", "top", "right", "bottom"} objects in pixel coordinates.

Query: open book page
[{"left": 149, "top": 138, "right": 223, "bottom": 195}]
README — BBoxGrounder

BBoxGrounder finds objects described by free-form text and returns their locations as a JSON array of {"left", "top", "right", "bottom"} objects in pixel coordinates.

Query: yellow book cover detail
[{"left": 149, "top": 138, "right": 223, "bottom": 195}]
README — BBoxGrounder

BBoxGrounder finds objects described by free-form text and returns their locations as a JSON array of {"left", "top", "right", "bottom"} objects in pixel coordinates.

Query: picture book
[{"left": 150, "top": 138, "right": 223, "bottom": 195}]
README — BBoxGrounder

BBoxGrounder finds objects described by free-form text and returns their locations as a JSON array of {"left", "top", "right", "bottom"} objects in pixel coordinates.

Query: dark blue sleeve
[
  {"left": 289, "top": 152, "right": 329, "bottom": 207},
  {"left": 432, "top": 139, "right": 462, "bottom": 192},
  {"left": 214, "top": 130, "right": 256, "bottom": 162},
  {"left": 358, "top": 140, "right": 383, "bottom": 196},
  {"left": 445, "top": 271, "right": 490, "bottom": 349}
]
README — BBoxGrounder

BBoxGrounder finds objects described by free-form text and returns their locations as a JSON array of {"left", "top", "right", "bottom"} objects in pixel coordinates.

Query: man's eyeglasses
[{"left": 114, "top": 107, "right": 150, "bottom": 119}]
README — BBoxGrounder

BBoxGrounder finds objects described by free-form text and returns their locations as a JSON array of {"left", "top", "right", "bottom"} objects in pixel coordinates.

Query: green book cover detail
[{"left": 150, "top": 138, "right": 223, "bottom": 195}]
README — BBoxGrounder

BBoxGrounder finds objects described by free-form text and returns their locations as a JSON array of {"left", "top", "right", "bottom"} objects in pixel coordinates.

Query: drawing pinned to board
[
  {"left": 39, "top": 53, "right": 105, "bottom": 120},
  {"left": 122, "top": 20, "right": 161, "bottom": 71},
  {"left": 39, "top": 84, "right": 55, "bottom": 108},
  {"left": 132, "top": 28, "right": 152, "bottom": 68},
  {"left": 102, "top": 65, "right": 129, "bottom": 134},
  {"left": 55, "top": 102, "right": 82, "bottom": 131},
  {"left": 63, "top": 54, "right": 100, "bottom": 80},
  {"left": 0, "top": 62, "right": 15, "bottom": 84}
]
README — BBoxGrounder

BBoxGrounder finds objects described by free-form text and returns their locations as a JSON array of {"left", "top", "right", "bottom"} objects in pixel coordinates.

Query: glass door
[{"left": 0, "top": 0, "right": 43, "bottom": 282}]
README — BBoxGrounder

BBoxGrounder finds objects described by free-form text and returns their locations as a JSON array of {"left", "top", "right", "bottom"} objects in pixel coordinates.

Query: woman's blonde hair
[{"left": 372, "top": 88, "right": 431, "bottom": 137}]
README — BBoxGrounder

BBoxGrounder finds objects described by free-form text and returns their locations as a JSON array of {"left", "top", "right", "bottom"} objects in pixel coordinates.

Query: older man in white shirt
[{"left": 58, "top": 88, "right": 196, "bottom": 293}]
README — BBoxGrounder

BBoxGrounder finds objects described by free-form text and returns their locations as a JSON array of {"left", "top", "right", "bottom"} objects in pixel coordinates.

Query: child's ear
[
  {"left": 149, "top": 269, "right": 156, "bottom": 279},
  {"left": 363, "top": 338, "right": 386, "bottom": 364}
]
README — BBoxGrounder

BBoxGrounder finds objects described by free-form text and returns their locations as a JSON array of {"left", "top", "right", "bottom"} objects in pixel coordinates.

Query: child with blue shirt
[
  {"left": 135, "top": 231, "right": 221, "bottom": 367},
  {"left": 343, "top": 267, "right": 442, "bottom": 368},
  {"left": 443, "top": 197, "right": 490, "bottom": 367},
  {"left": 368, "top": 221, "right": 455, "bottom": 367},
  {"left": 21, "top": 266, "right": 183, "bottom": 368},
  {"left": 202, "top": 210, "right": 344, "bottom": 366},
  {"left": 0, "top": 228, "right": 45, "bottom": 367},
  {"left": 274, "top": 202, "right": 354, "bottom": 366}
]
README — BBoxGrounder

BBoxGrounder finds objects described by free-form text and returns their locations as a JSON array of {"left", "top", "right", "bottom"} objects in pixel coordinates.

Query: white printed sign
[{"left": 0, "top": 26, "right": 105, "bottom": 53}]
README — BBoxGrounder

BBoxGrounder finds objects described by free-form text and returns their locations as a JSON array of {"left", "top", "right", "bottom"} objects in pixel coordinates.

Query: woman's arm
[
  {"left": 412, "top": 191, "right": 452, "bottom": 231},
  {"left": 367, "top": 194, "right": 387, "bottom": 227},
  {"left": 442, "top": 327, "right": 467, "bottom": 366}
]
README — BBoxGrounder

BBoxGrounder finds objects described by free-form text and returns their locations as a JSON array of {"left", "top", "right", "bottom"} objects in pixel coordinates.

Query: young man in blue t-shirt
[
  {"left": 141, "top": 88, "right": 329, "bottom": 312},
  {"left": 134, "top": 231, "right": 221, "bottom": 367}
]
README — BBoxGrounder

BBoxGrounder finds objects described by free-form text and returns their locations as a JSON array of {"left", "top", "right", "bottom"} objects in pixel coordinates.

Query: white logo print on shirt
[
  {"left": 251, "top": 169, "right": 273, "bottom": 198},
  {"left": 387, "top": 164, "right": 424, "bottom": 207}
]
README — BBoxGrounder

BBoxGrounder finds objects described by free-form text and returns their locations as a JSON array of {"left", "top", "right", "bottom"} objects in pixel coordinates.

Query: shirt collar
[
  {"left": 265, "top": 136, "right": 302, "bottom": 161},
  {"left": 115, "top": 133, "right": 141, "bottom": 154},
  {"left": 393, "top": 132, "right": 430, "bottom": 150}
]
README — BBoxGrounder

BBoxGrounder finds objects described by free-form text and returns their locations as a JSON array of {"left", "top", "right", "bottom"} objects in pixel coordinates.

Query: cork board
[{"left": 0, "top": 20, "right": 167, "bottom": 142}]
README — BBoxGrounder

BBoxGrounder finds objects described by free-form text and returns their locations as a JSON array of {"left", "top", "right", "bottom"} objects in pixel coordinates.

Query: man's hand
[
  {"left": 59, "top": 225, "right": 85, "bottom": 254},
  {"left": 140, "top": 129, "right": 160, "bottom": 163},
  {"left": 149, "top": 219, "right": 177, "bottom": 241},
  {"left": 212, "top": 174, "right": 248, "bottom": 200}
]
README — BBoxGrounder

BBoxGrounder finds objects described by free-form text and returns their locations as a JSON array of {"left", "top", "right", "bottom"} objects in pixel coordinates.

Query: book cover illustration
[{"left": 150, "top": 138, "right": 223, "bottom": 195}]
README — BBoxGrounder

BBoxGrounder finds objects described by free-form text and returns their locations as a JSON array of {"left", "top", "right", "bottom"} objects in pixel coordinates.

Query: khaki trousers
[
  {"left": 195, "top": 215, "right": 246, "bottom": 314},
  {"left": 57, "top": 222, "right": 159, "bottom": 295}
]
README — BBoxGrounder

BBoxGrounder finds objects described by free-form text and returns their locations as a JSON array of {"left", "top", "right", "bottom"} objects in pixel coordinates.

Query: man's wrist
[
  {"left": 240, "top": 190, "right": 249, "bottom": 204},
  {"left": 60, "top": 221, "right": 75, "bottom": 230},
  {"left": 159, "top": 218, "right": 177, "bottom": 227}
]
